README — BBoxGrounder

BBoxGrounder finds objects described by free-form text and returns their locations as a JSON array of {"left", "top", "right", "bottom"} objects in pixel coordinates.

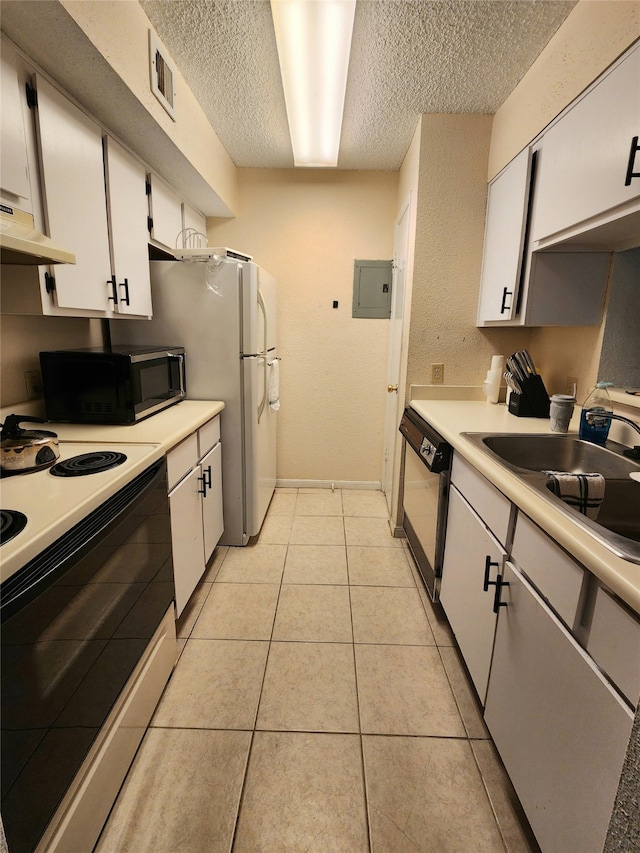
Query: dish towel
[
  {"left": 268, "top": 359, "right": 280, "bottom": 412},
  {"left": 542, "top": 471, "right": 605, "bottom": 520}
]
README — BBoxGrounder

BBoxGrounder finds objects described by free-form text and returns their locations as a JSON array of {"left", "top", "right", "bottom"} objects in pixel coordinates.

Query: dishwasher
[{"left": 399, "top": 407, "right": 452, "bottom": 601}]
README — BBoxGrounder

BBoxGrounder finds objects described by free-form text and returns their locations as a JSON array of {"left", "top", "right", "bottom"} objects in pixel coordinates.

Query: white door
[
  {"left": 382, "top": 195, "right": 411, "bottom": 512},
  {"left": 201, "top": 442, "right": 224, "bottom": 562},
  {"left": 485, "top": 561, "right": 634, "bottom": 853},
  {"left": 35, "top": 74, "right": 111, "bottom": 312},
  {"left": 104, "top": 137, "right": 152, "bottom": 317},
  {"left": 169, "top": 467, "right": 205, "bottom": 618}
]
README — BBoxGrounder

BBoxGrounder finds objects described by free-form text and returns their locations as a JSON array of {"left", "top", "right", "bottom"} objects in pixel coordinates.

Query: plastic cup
[{"left": 549, "top": 394, "right": 575, "bottom": 433}]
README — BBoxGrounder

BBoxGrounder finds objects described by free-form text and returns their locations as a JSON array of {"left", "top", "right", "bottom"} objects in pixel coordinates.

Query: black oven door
[{"left": 0, "top": 460, "right": 173, "bottom": 853}]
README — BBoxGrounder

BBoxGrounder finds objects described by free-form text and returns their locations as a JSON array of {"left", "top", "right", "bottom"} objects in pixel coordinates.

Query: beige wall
[
  {"left": 489, "top": 0, "right": 640, "bottom": 179},
  {"left": 0, "top": 315, "right": 102, "bottom": 407},
  {"left": 210, "top": 168, "right": 398, "bottom": 485},
  {"left": 406, "top": 114, "right": 532, "bottom": 392},
  {"left": 61, "top": 0, "right": 238, "bottom": 214}
]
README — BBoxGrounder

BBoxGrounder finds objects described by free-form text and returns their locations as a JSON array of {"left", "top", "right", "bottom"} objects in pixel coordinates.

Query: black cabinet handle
[
  {"left": 107, "top": 275, "right": 118, "bottom": 304},
  {"left": 500, "top": 287, "right": 512, "bottom": 315},
  {"left": 119, "top": 278, "right": 130, "bottom": 306},
  {"left": 492, "top": 574, "right": 510, "bottom": 614},
  {"left": 197, "top": 474, "right": 207, "bottom": 497},
  {"left": 204, "top": 465, "right": 212, "bottom": 491},
  {"left": 483, "top": 556, "right": 500, "bottom": 592},
  {"left": 625, "top": 136, "right": 640, "bottom": 186}
]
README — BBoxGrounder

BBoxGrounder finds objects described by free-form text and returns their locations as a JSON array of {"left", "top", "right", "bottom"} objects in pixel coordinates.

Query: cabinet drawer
[
  {"left": 511, "top": 513, "right": 584, "bottom": 627},
  {"left": 198, "top": 416, "right": 220, "bottom": 458},
  {"left": 588, "top": 587, "right": 640, "bottom": 707},
  {"left": 451, "top": 454, "right": 511, "bottom": 545},
  {"left": 166, "top": 432, "right": 198, "bottom": 490}
]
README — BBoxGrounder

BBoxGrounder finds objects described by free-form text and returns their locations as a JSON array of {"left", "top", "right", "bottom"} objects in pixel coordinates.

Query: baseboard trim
[{"left": 276, "top": 479, "right": 382, "bottom": 491}]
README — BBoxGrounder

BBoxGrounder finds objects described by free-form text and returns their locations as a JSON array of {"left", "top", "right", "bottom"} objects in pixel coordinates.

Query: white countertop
[
  {"left": 39, "top": 399, "right": 225, "bottom": 450},
  {"left": 0, "top": 400, "right": 224, "bottom": 583},
  {"left": 409, "top": 395, "right": 640, "bottom": 615}
]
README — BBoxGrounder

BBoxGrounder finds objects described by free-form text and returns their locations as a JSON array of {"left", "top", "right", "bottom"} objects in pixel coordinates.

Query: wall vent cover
[{"left": 149, "top": 31, "right": 176, "bottom": 121}]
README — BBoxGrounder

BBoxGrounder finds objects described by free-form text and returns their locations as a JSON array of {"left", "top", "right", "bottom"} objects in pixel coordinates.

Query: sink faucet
[{"left": 584, "top": 409, "right": 640, "bottom": 458}]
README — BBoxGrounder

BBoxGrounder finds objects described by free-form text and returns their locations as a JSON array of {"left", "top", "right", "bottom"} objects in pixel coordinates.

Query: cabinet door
[
  {"left": 532, "top": 45, "right": 640, "bottom": 242},
  {"left": 169, "top": 467, "right": 206, "bottom": 618},
  {"left": 148, "top": 173, "right": 183, "bottom": 250},
  {"left": 439, "top": 485, "right": 505, "bottom": 703},
  {"left": 0, "top": 39, "right": 31, "bottom": 203},
  {"left": 104, "top": 137, "right": 152, "bottom": 317},
  {"left": 201, "top": 442, "right": 224, "bottom": 564},
  {"left": 182, "top": 203, "right": 207, "bottom": 245},
  {"left": 477, "top": 147, "right": 532, "bottom": 324},
  {"left": 34, "top": 74, "right": 111, "bottom": 312},
  {"left": 484, "top": 562, "right": 634, "bottom": 853}
]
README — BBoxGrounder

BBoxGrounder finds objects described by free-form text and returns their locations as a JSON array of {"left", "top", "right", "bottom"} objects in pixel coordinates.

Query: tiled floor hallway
[{"left": 96, "top": 488, "right": 538, "bottom": 852}]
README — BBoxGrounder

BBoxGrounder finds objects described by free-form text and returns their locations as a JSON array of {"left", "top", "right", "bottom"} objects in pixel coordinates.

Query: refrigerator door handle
[{"left": 257, "top": 288, "right": 268, "bottom": 423}]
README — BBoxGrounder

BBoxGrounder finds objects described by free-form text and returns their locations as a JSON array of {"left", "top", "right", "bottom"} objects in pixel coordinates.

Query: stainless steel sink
[
  {"left": 480, "top": 433, "right": 639, "bottom": 479},
  {"left": 463, "top": 432, "right": 640, "bottom": 563}
]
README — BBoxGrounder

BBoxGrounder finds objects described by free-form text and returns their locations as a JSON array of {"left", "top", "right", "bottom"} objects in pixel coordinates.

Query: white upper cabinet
[
  {"left": 148, "top": 173, "right": 183, "bottom": 251},
  {"left": 182, "top": 203, "right": 208, "bottom": 245},
  {"left": 532, "top": 44, "right": 640, "bottom": 246},
  {"left": 34, "top": 74, "right": 112, "bottom": 312},
  {"left": 104, "top": 137, "right": 152, "bottom": 318},
  {"left": 0, "top": 39, "right": 31, "bottom": 204},
  {"left": 477, "top": 148, "right": 532, "bottom": 323}
]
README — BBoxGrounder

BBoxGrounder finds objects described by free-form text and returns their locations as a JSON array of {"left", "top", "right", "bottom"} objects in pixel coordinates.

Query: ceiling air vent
[{"left": 149, "top": 31, "right": 176, "bottom": 121}]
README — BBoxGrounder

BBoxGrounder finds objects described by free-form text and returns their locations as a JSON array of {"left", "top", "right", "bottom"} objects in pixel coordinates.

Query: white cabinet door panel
[
  {"left": 104, "top": 137, "right": 152, "bottom": 317},
  {"left": 533, "top": 46, "right": 640, "bottom": 242},
  {"left": 440, "top": 485, "right": 505, "bottom": 703},
  {"left": 1, "top": 40, "right": 31, "bottom": 202},
  {"left": 201, "top": 442, "right": 224, "bottom": 564},
  {"left": 485, "top": 562, "right": 633, "bottom": 853},
  {"left": 148, "top": 174, "right": 182, "bottom": 250},
  {"left": 477, "top": 147, "right": 532, "bottom": 323},
  {"left": 169, "top": 467, "right": 205, "bottom": 618},
  {"left": 35, "top": 75, "right": 111, "bottom": 312}
]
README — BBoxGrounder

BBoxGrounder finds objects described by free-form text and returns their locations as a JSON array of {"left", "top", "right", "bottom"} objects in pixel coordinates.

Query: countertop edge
[{"left": 409, "top": 399, "right": 640, "bottom": 616}]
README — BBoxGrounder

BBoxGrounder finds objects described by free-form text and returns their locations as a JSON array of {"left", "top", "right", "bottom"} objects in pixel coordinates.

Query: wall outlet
[
  {"left": 431, "top": 362, "right": 444, "bottom": 384},
  {"left": 566, "top": 375, "right": 578, "bottom": 397},
  {"left": 25, "top": 369, "right": 43, "bottom": 399}
]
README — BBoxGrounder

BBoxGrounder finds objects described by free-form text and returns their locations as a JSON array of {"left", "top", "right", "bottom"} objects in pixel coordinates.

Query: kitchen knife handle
[
  {"left": 625, "top": 135, "right": 640, "bottom": 186},
  {"left": 500, "top": 287, "right": 512, "bottom": 315}
]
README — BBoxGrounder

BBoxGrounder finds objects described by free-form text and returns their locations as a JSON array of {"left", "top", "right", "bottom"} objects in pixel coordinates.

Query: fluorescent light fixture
[{"left": 271, "top": 0, "right": 356, "bottom": 167}]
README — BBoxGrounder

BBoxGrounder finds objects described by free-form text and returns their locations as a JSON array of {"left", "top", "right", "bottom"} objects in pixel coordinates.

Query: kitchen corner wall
[
  {"left": 209, "top": 168, "right": 398, "bottom": 484},
  {"left": 0, "top": 315, "right": 103, "bottom": 407},
  {"left": 405, "top": 114, "right": 533, "bottom": 393}
]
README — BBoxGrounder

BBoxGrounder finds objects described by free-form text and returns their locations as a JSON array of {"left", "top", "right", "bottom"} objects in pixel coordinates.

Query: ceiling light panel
[{"left": 271, "top": 0, "right": 356, "bottom": 167}]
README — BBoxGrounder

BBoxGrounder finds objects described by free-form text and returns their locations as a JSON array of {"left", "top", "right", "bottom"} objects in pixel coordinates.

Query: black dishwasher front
[{"left": 399, "top": 407, "right": 452, "bottom": 601}]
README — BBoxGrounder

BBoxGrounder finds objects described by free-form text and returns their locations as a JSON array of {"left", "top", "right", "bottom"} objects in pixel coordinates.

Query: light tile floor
[{"left": 95, "top": 488, "right": 540, "bottom": 853}]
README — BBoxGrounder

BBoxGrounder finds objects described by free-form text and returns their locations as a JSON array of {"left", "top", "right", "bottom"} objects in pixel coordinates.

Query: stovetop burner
[
  {"left": 50, "top": 451, "right": 128, "bottom": 478},
  {"left": 1, "top": 509, "right": 28, "bottom": 544}
]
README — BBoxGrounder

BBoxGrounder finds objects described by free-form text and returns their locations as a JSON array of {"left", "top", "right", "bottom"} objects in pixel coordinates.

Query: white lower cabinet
[
  {"left": 167, "top": 416, "right": 223, "bottom": 617},
  {"left": 439, "top": 485, "right": 505, "bottom": 703},
  {"left": 484, "top": 561, "right": 634, "bottom": 853}
]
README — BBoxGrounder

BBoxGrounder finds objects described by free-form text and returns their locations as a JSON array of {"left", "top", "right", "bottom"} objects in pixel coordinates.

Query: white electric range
[{"left": 0, "top": 439, "right": 163, "bottom": 583}]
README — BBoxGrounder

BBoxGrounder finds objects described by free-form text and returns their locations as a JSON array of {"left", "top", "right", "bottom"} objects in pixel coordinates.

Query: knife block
[{"left": 508, "top": 374, "right": 550, "bottom": 418}]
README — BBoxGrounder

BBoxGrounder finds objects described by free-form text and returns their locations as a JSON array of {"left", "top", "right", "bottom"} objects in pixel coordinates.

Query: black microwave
[{"left": 40, "top": 345, "right": 186, "bottom": 424}]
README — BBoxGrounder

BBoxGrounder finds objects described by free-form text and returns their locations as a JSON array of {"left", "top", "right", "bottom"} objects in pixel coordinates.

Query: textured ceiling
[{"left": 140, "top": 0, "right": 577, "bottom": 170}]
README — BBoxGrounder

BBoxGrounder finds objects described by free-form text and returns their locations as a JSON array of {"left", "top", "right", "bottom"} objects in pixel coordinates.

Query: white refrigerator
[{"left": 111, "top": 251, "right": 278, "bottom": 545}]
